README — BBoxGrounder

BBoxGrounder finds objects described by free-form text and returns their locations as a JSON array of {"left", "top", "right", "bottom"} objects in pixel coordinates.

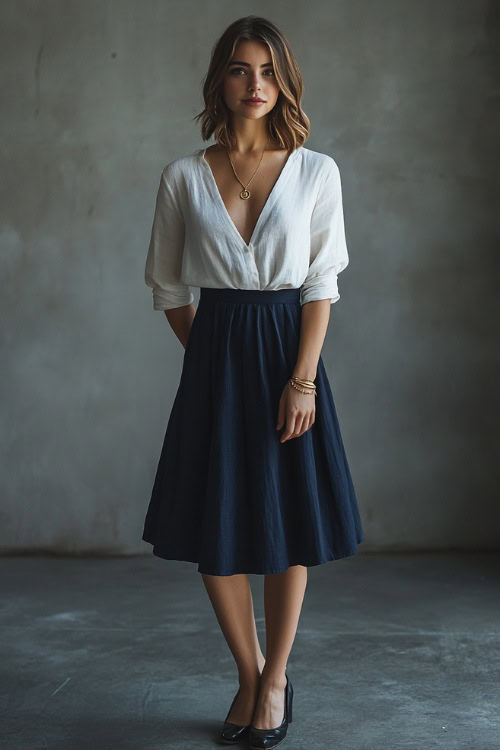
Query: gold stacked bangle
[{"left": 288, "top": 375, "right": 317, "bottom": 396}]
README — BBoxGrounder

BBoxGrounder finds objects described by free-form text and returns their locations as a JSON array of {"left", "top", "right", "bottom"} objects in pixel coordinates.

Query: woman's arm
[
  {"left": 276, "top": 299, "right": 330, "bottom": 443},
  {"left": 164, "top": 303, "right": 197, "bottom": 350},
  {"left": 277, "top": 156, "right": 349, "bottom": 443},
  {"left": 292, "top": 299, "right": 331, "bottom": 381},
  {"left": 145, "top": 166, "right": 194, "bottom": 313}
]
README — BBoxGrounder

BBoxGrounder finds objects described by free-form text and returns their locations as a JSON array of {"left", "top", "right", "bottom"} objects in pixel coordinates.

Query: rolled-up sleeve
[
  {"left": 144, "top": 169, "right": 194, "bottom": 311},
  {"left": 300, "top": 158, "right": 349, "bottom": 306}
]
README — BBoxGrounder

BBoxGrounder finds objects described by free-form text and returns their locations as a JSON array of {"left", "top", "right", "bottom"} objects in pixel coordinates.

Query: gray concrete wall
[{"left": 1, "top": 1, "right": 498, "bottom": 554}]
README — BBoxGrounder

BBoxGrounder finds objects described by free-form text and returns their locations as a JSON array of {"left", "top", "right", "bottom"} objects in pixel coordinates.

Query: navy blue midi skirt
[{"left": 142, "top": 287, "right": 364, "bottom": 576}]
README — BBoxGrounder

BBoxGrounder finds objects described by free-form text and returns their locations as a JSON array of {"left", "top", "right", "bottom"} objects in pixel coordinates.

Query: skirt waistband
[{"left": 199, "top": 287, "right": 301, "bottom": 305}]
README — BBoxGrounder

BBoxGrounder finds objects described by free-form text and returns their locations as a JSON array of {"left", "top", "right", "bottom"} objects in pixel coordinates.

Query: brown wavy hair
[{"left": 193, "top": 15, "right": 310, "bottom": 153}]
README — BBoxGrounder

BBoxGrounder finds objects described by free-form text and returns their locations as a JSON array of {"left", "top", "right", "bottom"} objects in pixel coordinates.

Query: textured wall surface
[{"left": 1, "top": 0, "right": 499, "bottom": 553}]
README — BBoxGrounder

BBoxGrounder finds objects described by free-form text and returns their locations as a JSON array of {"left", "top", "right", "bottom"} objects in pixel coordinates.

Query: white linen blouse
[{"left": 144, "top": 145, "right": 350, "bottom": 310}]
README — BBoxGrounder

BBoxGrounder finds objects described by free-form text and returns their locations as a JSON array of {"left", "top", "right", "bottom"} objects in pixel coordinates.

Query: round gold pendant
[{"left": 240, "top": 189, "right": 250, "bottom": 200}]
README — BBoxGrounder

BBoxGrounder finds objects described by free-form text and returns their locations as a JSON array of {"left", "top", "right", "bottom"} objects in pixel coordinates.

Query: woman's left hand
[{"left": 276, "top": 382, "right": 316, "bottom": 443}]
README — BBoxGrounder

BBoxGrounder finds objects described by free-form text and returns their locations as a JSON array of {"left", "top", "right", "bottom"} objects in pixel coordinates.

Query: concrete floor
[{"left": 1, "top": 552, "right": 499, "bottom": 750}]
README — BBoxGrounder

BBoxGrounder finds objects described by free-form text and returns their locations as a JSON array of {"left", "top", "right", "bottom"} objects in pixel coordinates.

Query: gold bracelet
[
  {"left": 288, "top": 378, "right": 316, "bottom": 395},
  {"left": 291, "top": 374, "right": 315, "bottom": 383},
  {"left": 291, "top": 376, "right": 315, "bottom": 388}
]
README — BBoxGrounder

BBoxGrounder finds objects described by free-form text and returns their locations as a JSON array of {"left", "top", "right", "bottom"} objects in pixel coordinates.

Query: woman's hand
[{"left": 276, "top": 382, "right": 316, "bottom": 443}]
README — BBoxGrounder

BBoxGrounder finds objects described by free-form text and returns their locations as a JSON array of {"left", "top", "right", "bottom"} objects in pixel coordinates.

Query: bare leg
[
  {"left": 201, "top": 572, "right": 266, "bottom": 725},
  {"left": 251, "top": 565, "right": 307, "bottom": 729}
]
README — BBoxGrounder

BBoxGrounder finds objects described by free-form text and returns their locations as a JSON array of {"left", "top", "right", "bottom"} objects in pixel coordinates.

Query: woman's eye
[{"left": 229, "top": 68, "right": 274, "bottom": 76}]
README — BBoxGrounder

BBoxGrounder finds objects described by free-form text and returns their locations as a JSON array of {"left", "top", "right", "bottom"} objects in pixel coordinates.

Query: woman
[{"left": 142, "top": 15, "right": 364, "bottom": 750}]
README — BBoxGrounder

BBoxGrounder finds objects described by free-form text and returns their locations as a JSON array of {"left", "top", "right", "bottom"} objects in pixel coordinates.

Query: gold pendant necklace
[{"left": 227, "top": 135, "right": 271, "bottom": 200}]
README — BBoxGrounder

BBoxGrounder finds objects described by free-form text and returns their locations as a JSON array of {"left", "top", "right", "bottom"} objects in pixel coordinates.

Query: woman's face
[{"left": 222, "top": 39, "right": 281, "bottom": 122}]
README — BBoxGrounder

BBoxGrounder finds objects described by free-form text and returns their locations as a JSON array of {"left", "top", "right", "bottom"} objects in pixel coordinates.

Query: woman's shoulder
[
  {"left": 300, "top": 145, "right": 340, "bottom": 180},
  {"left": 159, "top": 148, "right": 202, "bottom": 186}
]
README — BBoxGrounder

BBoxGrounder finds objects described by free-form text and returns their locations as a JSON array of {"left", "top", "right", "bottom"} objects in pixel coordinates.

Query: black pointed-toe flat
[{"left": 248, "top": 673, "right": 293, "bottom": 750}]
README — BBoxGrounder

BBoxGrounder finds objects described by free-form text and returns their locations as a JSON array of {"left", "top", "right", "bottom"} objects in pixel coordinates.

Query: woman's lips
[{"left": 242, "top": 99, "right": 265, "bottom": 106}]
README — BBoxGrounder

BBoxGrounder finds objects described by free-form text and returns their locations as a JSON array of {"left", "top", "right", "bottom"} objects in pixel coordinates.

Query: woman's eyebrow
[{"left": 228, "top": 60, "right": 273, "bottom": 67}]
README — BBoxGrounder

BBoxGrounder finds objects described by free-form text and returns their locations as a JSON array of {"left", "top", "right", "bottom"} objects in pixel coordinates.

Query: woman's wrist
[{"left": 292, "top": 366, "right": 317, "bottom": 381}]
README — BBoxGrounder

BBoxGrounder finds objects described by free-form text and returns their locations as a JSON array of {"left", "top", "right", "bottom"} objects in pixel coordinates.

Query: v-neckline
[{"left": 199, "top": 145, "right": 302, "bottom": 250}]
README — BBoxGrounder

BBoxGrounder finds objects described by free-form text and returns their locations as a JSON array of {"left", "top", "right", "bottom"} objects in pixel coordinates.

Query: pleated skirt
[{"left": 142, "top": 286, "right": 364, "bottom": 576}]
